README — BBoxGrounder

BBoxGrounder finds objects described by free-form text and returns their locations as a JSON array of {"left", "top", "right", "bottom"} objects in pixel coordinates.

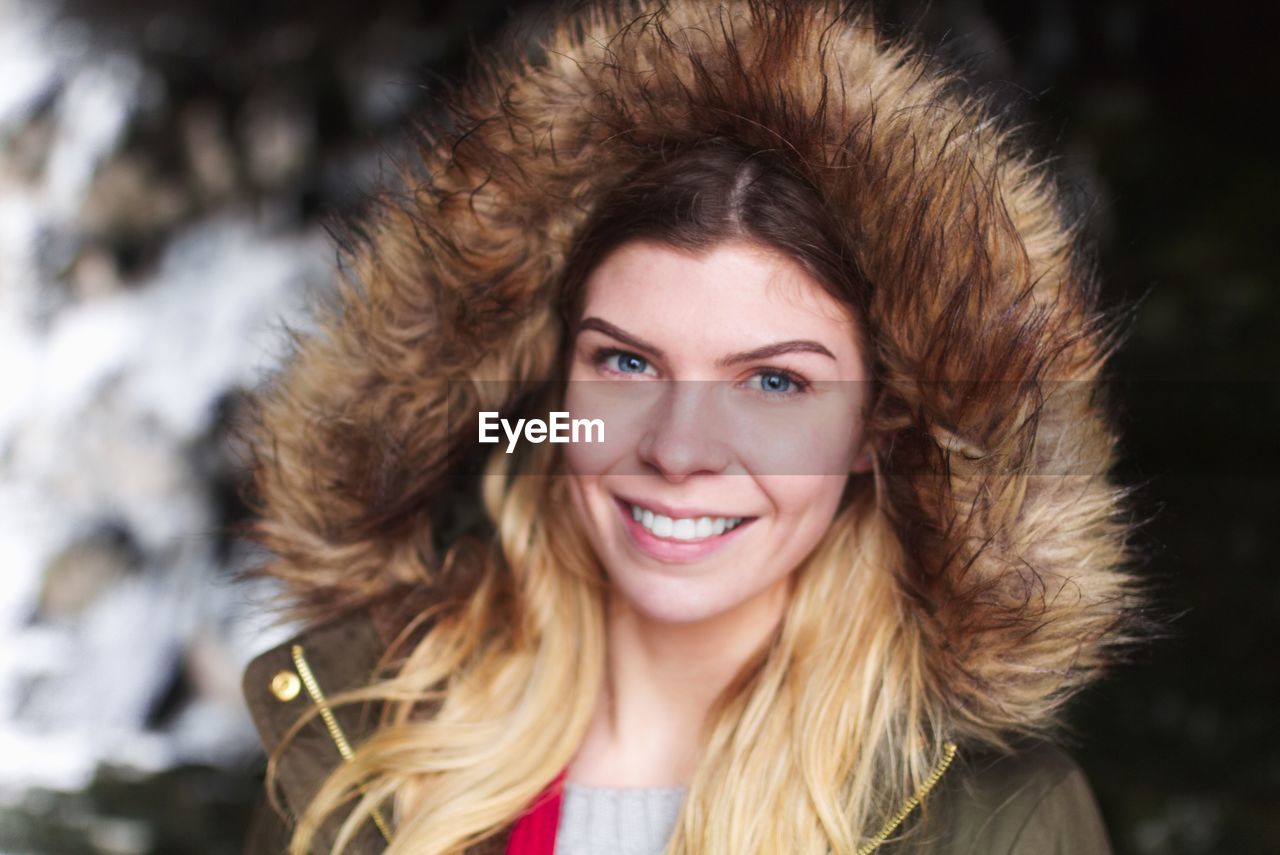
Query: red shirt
[{"left": 505, "top": 768, "right": 569, "bottom": 854}]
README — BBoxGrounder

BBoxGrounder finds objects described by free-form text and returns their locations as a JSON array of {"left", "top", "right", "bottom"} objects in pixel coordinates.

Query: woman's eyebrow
[
  {"left": 716, "top": 340, "right": 836, "bottom": 366},
  {"left": 576, "top": 317, "right": 665, "bottom": 358},
  {"left": 577, "top": 317, "right": 836, "bottom": 365}
]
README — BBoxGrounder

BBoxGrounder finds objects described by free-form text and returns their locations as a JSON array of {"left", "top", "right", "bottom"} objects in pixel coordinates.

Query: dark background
[{"left": 6, "top": 1, "right": 1276, "bottom": 852}]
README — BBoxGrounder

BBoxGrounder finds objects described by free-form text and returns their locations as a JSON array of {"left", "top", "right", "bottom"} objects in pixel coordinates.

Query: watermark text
[{"left": 478, "top": 411, "right": 605, "bottom": 454}]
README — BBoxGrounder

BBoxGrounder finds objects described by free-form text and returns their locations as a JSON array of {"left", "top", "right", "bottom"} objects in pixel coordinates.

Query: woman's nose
[{"left": 634, "top": 382, "right": 733, "bottom": 481}]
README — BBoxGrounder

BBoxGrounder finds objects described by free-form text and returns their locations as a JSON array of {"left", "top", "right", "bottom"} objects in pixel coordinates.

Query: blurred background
[{"left": 0, "top": 0, "right": 1273, "bottom": 852}]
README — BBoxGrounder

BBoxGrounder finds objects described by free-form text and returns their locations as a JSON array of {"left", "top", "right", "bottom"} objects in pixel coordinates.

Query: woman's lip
[
  {"left": 614, "top": 494, "right": 752, "bottom": 521},
  {"left": 613, "top": 497, "right": 756, "bottom": 563}
]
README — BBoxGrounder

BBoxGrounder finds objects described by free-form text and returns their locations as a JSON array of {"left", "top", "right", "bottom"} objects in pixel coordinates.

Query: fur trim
[{"left": 242, "top": 0, "right": 1147, "bottom": 749}]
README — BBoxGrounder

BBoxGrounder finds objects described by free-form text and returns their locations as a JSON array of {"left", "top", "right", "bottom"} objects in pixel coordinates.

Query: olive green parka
[{"left": 240, "top": 607, "right": 1116, "bottom": 853}]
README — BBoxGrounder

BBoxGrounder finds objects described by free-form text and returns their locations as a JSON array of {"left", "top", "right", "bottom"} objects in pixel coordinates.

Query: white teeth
[{"left": 627, "top": 503, "right": 745, "bottom": 540}]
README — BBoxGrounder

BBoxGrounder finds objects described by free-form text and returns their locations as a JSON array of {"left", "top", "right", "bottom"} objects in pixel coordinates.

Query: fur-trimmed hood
[{"left": 245, "top": 0, "right": 1145, "bottom": 753}]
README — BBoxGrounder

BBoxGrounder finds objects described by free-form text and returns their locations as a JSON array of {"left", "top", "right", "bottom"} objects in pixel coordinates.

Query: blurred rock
[
  {"left": 180, "top": 100, "right": 237, "bottom": 202},
  {"left": 36, "top": 525, "right": 141, "bottom": 620},
  {"left": 68, "top": 245, "right": 125, "bottom": 300},
  {"left": 239, "top": 85, "right": 313, "bottom": 188},
  {"left": 80, "top": 153, "right": 190, "bottom": 244}
]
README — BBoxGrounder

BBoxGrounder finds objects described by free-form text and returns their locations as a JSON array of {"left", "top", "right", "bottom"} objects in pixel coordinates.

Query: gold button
[{"left": 270, "top": 670, "right": 301, "bottom": 702}]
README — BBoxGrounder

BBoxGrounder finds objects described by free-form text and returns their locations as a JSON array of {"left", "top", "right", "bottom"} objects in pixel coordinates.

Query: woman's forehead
[{"left": 578, "top": 239, "right": 862, "bottom": 357}]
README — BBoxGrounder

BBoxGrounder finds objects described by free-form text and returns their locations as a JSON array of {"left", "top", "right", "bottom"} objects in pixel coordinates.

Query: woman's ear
[{"left": 850, "top": 443, "right": 874, "bottom": 475}]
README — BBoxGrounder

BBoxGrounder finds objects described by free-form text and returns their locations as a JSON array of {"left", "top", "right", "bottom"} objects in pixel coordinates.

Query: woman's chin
[
  {"left": 600, "top": 565, "right": 761, "bottom": 626},
  {"left": 614, "top": 589, "right": 734, "bottom": 625}
]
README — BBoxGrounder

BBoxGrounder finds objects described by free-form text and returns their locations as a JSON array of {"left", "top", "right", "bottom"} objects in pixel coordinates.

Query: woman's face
[{"left": 562, "top": 239, "right": 873, "bottom": 625}]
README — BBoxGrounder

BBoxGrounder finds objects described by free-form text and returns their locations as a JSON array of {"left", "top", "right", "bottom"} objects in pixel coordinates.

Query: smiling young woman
[{"left": 236, "top": 2, "right": 1152, "bottom": 854}]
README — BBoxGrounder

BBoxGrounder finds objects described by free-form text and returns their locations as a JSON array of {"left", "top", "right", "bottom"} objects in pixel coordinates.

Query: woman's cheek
[
  {"left": 730, "top": 421, "right": 860, "bottom": 476},
  {"left": 562, "top": 380, "right": 657, "bottom": 476},
  {"left": 561, "top": 432, "right": 614, "bottom": 478},
  {"left": 757, "top": 474, "right": 848, "bottom": 531}
]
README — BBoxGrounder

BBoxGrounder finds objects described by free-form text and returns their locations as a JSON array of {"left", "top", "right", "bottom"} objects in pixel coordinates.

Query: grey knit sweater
[{"left": 553, "top": 783, "right": 687, "bottom": 855}]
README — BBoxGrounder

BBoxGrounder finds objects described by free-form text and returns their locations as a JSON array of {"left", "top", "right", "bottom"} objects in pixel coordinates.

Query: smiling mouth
[{"left": 618, "top": 498, "right": 754, "bottom": 542}]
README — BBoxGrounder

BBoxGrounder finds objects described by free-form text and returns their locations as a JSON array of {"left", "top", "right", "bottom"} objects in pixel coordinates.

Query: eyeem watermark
[{"left": 479, "top": 411, "right": 605, "bottom": 454}]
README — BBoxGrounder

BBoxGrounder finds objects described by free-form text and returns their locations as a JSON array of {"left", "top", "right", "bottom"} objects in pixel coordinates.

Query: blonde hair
[{"left": 270, "top": 431, "right": 949, "bottom": 854}]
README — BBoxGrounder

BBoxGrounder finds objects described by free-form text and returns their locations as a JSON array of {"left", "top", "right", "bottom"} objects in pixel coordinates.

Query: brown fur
[{"left": 239, "top": 0, "right": 1149, "bottom": 752}]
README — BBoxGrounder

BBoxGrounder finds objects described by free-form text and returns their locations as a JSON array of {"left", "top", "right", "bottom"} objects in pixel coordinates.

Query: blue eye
[
  {"left": 605, "top": 351, "right": 651, "bottom": 374},
  {"left": 756, "top": 371, "right": 794, "bottom": 393}
]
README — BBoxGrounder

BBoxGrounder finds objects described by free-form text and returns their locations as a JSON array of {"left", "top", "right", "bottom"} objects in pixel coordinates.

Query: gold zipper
[
  {"left": 856, "top": 741, "right": 958, "bottom": 854},
  {"left": 291, "top": 644, "right": 394, "bottom": 844}
]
